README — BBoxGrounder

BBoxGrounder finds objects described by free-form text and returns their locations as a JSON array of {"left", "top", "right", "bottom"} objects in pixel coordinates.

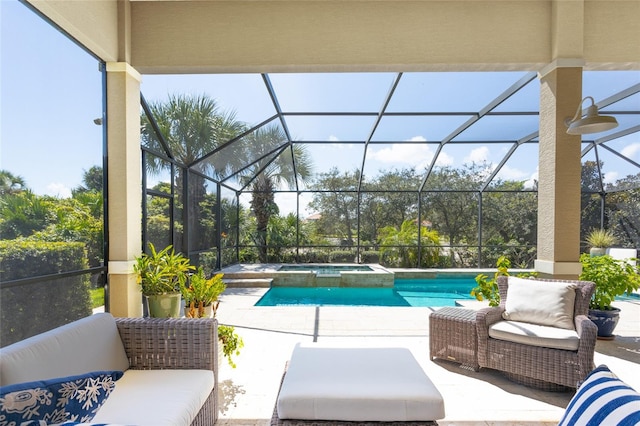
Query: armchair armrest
[
  {"left": 574, "top": 314, "right": 597, "bottom": 382},
  {"left": 115, "top": 317, "right": 218, "bottom": 371},
  {"left": 475, "top": 306, "right": 504, "bottom": 330},
  {"left": 475, "top": 306, "right": 504, "bottom": 367}
]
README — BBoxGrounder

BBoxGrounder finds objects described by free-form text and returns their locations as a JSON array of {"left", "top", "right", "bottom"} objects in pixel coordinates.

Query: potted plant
[
  {"left": 579, "top": 252, "right": 640, "bottom": 339},
  {"left": 585, "top": 228, "right": 617, "bottom": 257},
  {"left": 181, "top": 267, "right": 226, "bottom": 318},
  {"left": 134, "top": 243, "right": 194, "bottom": 318},
  {"left": 218, "top": 324, "right": 244, "bottom": 369},
  {"left": 180, "top": 269, "right": 244, "bottom": 367}
]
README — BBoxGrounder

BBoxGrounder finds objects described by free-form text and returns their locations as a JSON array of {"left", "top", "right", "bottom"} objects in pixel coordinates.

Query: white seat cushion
[
  {"left": 489, "top": 320, "right": 580, "bottom": 351},
  {"left": 92, "top": 369, "right": 214, "bottom": 426},
  {"left": 277, "top": 343, "right": 445, "bottom": 421}
]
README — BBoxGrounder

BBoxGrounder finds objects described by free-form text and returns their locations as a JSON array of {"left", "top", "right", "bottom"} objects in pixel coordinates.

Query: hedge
[{"left": 0, "top": 240, "right": 92, "bottom": 347}]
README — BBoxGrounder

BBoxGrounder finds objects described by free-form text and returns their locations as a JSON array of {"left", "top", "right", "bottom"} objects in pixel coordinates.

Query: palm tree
[
  {"left": 0, "top": 170, "right": 27, "bottom": 196},
  {"left": 141, "top": 94, "right": 246, "bottom": 251},
  {"left": 242, "top": 125, "right": 313, "bottom": 262}
]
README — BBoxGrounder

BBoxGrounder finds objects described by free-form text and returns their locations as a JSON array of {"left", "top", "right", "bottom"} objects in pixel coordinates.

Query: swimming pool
[{"left": 255, "top": 277, "right": 477, "bottom": 307}]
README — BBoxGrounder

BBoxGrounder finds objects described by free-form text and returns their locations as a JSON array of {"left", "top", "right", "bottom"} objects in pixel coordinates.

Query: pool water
[{"left": 255, "top": 277, "right": 477, "bottom": 307}]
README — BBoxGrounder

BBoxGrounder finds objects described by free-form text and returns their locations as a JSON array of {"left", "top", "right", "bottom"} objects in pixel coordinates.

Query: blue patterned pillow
[
  {"left": 558, "top": 365, "right": 640, "bottom": 426},
  {"left": 0, "top": 371, "right": 123, "bottom": 425},
  {"left": 19, "top": 422, "right": 124, "bottom": 426}
]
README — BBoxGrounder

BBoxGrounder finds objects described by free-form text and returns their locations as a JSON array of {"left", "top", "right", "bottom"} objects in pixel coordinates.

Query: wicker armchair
[
  {"left": 475, "top": 276, "right": 597, "bottom": 389},
  {"left": 115, "top": 317, "right": 218, "bottom": 426}
]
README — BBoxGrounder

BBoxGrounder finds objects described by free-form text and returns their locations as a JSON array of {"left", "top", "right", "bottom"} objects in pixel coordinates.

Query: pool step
[{"left": 223, "top": 278, "right": 273, "bottom": 288}]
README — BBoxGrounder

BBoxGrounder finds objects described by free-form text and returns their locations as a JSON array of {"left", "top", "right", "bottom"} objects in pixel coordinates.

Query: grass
[{"left": 90, "top": 287, "right": 105, "bottom": 309}]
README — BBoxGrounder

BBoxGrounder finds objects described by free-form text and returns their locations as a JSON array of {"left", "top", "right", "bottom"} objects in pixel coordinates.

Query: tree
[
  {"left": 605, "top": 173, "right": 640, "bottom": 248},
  {"left": 308, "top": 168, "right": 360, "bottom": 246},
  {"left": 581, "top": 160, "right": 605, "bottom": 245},
  {"left": 481, "top": 181, "right": 537, "bottom": 267},
  {"left": 73, "top": 166, "right": 103, "bottom": 194},
  {"left": 141, "top": 94, "right": 245, "bottom": 252},
  {"left": 421, "top": 165, "right": 483, "bottom": 265},
  {"left": 242, "top": 125, "right": 313, "bottom": 262},
  {"left": 359, "top": 168, "right": 420, "bottom": 245},
  {"left": 378, "top": 219, "right": 441, "bottom": 267},
  {"left": 0, "top": 170, "right": 27, "bottom": 196},
  {"left": 0, "top": 190, "right": 53, "bottom": 239}
]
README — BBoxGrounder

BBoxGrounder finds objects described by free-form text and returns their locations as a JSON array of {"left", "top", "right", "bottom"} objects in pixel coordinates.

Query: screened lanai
[
  {"left": 2, "top": 0, "right": 640, "bottom": 322},
  {"left": 140, "top": 71, "right": 640, "bottom": 272}
]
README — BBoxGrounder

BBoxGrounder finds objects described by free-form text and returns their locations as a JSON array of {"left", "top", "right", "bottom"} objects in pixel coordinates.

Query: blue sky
[{"left": 2, "top": 0, "right": 639, "bottom": 216}]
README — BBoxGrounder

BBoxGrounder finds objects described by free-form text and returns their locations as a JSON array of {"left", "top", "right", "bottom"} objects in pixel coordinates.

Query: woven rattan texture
[
  {"left": 271, "top": 365, "right": 438, "bottom": 426},
  {"left": 115, "top": 317, "right": 218, "bottom": 426},
  {"left": 429, "top": 307, "right": 479, "bottom": 371},
  {"left": 476, "top": 276, "right": 597, "bottom": 389}
]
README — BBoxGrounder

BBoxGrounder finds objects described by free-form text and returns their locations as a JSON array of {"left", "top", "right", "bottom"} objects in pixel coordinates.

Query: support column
[
  {"left": 535, "top": 64, "right": 583, "bottom": 279},
  {"left": 106, "top": 62, "right": 143, "bottom": 317}
]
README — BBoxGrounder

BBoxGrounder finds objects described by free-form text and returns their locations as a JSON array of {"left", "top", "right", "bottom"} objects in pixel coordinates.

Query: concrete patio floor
[{"left": 215, "top": 287, "right": 640, "bottom": 426}]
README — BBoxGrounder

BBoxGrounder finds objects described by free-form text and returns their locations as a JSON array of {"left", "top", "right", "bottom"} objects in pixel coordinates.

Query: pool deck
[{"left": 215, "top": 281, "right": 640, "bottom": 425}]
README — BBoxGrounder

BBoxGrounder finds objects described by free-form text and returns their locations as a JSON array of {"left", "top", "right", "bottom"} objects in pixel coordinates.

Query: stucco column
[
  {"left": 106, "top": 62, "right": 143, "bottom": 317},
  {"left": 535, "top": 64, "right": 583, "bottom": 279}
]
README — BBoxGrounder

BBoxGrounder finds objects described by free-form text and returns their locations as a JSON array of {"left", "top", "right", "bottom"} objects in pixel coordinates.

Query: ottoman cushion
[{"left": 276, "top": 343, "right": 445, "bottom": 422}]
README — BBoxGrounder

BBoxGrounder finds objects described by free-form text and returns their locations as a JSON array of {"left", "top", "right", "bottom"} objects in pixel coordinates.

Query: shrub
[
  {"left": 360, "top": 250, "right": 380, "bottom": 263},
  {"left": 330, "top": 250, "right": 356, "bottom": 263},
  {"left": 579, "top": 253, "right": 640, "bottom": 310},
  {"left": 0, "top": 239, "right": 92, "bottom": 346}
]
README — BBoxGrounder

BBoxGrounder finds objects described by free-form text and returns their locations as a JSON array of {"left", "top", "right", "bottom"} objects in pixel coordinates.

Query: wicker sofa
[
  {"left": 0, "top": 313, "right": 218, "bottom": 426},
  {"left": 475, "top": 276, "right": 597, "bottom": 389}
]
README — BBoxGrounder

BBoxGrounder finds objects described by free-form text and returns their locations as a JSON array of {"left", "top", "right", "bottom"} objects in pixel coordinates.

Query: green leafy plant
[
  {"left": 378, "top": 219, "right": 441, "bottom": 268},
  {"left": 181, "top": 268, "right": 226, "bottom": 318},
  {"left": 133, "top": 243, "right": 194, "bottom": 296},
  {"left": 218, "top": 324, "right": 244, "bottom": 368},
  {"left": 579, "top": 253, "right": 640, "bottom": 310},
  {"left": 585, "top": 228, "right": 617, "bottom": 248},
  {"left": 470, "top": 255, "right": 537, "bottom": 306}
]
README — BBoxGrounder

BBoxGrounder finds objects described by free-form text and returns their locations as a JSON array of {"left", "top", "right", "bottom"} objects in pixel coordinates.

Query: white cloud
[
  {"left": 45, "top": 182, "right": 72, "bottom": 198},
  {"left": 621, "top": 143, "right": 640, "bottom": 159},
  {"left": 327, "top": 135, "right": 358, "bottom": 150},
  {"left": 464, "top": 146, "right": 489, "bottom": 164},
  {"left": 368, "top": 136, "right": 435, "bottom": 169},
  {"left": 604, "top": 171, "right": 619, "bottom": 184},
  {"left": 496, "top": 164, "right": 528, "bottom": 181},
  {"left": 434, "top": 151, "right": 454, "bottom": 167},
  {"left": 524, "top": 168, "right": 538, "bottom": 189}
]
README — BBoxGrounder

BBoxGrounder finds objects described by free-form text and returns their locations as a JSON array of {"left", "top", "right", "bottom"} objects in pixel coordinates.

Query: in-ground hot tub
[
  {"left": 274, "top": 264, "right": 394, "bottom": 287},
  {"left": 279, "top": 264, "right": 375, "bottom": 275}
]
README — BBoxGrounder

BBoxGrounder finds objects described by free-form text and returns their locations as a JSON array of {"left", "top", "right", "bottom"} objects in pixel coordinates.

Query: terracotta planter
[
  {"left": 185, "top": 302, "right": 214, "bottom": 318},
  {"left": 588, "top": 307, "right": 621, "bottom": 339},
  {"left": 146, "top": 293, "right": 182, "bottom": 318}
]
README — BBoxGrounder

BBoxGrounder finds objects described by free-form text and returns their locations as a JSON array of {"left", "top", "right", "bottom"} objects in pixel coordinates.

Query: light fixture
[{"left": 565, "top": 96, "right": 618, "bottom": 135}]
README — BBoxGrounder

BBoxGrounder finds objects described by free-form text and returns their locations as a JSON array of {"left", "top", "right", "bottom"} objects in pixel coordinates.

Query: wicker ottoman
[{"left": 429, "top": 307, "right": 479, "bottom": 371}]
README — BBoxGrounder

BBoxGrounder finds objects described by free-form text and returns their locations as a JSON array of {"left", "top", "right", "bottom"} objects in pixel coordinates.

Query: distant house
[{"left": 305, "top": 213, "right": 322, "bottom": 222}]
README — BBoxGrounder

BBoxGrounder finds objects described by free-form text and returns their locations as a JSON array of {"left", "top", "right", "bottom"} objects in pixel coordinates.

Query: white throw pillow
[{"left": 502, "top": 277, "right": 576, "bottom": 330}]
